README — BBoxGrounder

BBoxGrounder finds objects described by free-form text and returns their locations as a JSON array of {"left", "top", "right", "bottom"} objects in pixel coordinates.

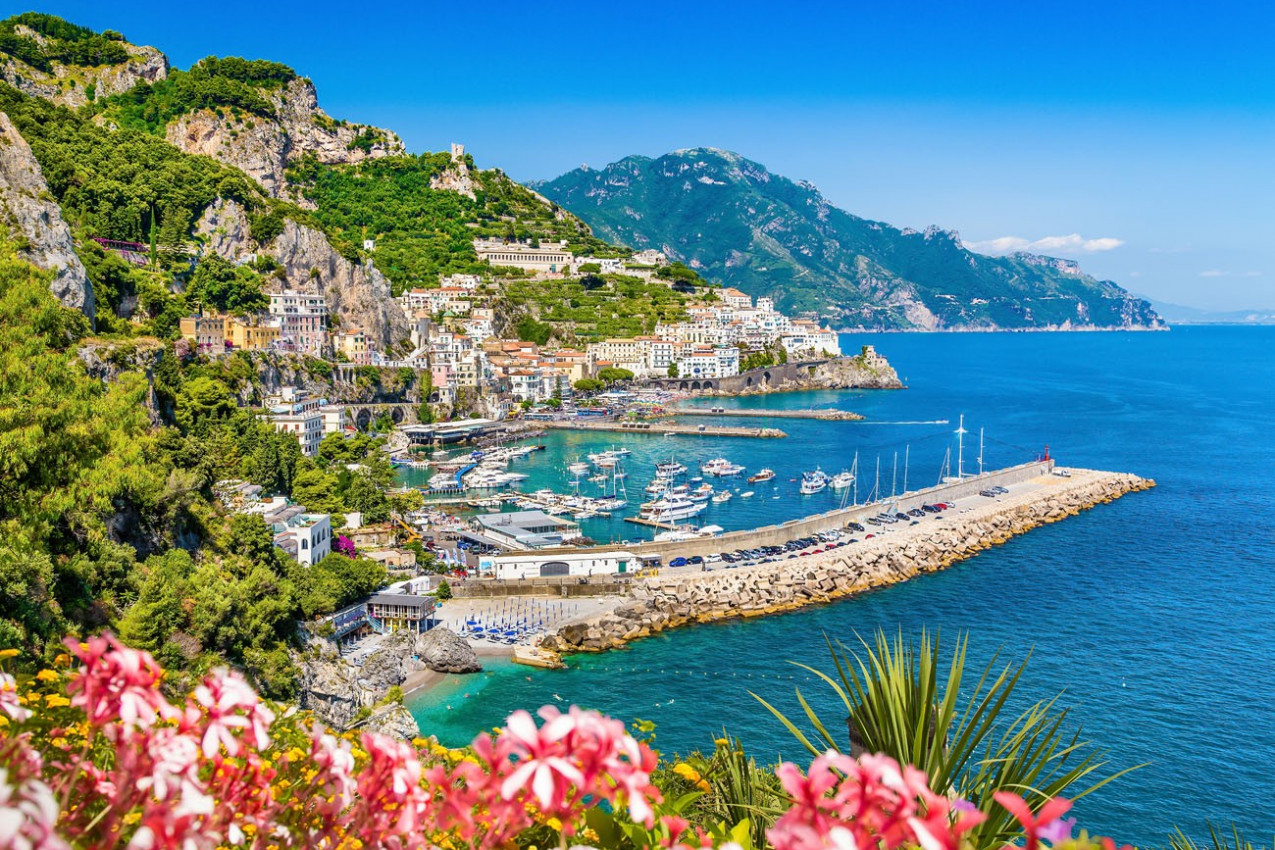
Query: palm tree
[{"left": 753, "top": 629, "right": 1141, "bottom": 850}]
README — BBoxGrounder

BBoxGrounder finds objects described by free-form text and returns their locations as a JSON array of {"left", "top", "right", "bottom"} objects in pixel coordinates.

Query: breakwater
[
  {"left": 541, "top": 420, "right": 787, "bottom": 438},
  {"left": 541, "top": 468, "right": 1153, "bottom": 653},
  {"left": 672, "top": 407, "right": 864, "bottom": 421}
]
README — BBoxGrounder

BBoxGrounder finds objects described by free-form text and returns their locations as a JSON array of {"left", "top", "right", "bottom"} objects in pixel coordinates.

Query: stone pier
[{"left": 540, "top": 468, "right": 1154, "bottom": 653}]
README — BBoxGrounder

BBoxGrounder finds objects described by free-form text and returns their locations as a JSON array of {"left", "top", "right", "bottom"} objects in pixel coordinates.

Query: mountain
[
  {"left": 538, "top": 148, "right": 1164, "bottom": 331},
  {"left": 0, "top": 13, "right": 661, "bottom": 347},
  {"left": 1145, "top": 298, "right": 1275, "bottom": 325}
]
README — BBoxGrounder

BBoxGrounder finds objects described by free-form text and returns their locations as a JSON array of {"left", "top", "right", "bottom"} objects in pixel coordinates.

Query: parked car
[{"left": 669, "top": 557, "right": 688, "bottom": 567}]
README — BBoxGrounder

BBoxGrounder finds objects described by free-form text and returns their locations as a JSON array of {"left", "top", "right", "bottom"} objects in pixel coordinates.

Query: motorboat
[
  {"left": 640, "top": 497, "right": 706, "bottom": 523},
  {"left": 567, "top": 459, "right": 591, "bottom": 476},
  {"left": 701, "top": 457, "right": 745, "bottom": 477},
  {"left": 800, "top": 468, "right": 829, "bottom": 495},
  {"left": 740, "top": 491, "right": 755, "bottom": 498},
  {"left": 748, "top": 468, "right": 776, "bottom": 484},
  {"left": 711, "top": 491, "right": 733, "bottom": 504},
  {"left": 689, "top": 483, "right": 714, "bottom": 502},
  {"left": 656, "top": 460, "right": 688, "bottom": 477},
  {"left": 831, "top": 471, "right": 855, "bottom": 490}
]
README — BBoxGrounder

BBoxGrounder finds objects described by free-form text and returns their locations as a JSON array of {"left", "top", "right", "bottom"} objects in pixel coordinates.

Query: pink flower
[
  {"left": 0, "top": 765, "right": 68, "bottom": 850},
  {"left": 0, "top": 672, "right": 29, "bottom": 722},
  {"left": 65, "top": 636, "right": 176, "bottom": 734},
  {"left": 994, "top": 793, "right": 1073, "bottom": 850},
  {"left": 191, "top": 669, "right": 275, "bottom": 758},
  {"left": 355, "top": 732, "right": 431, "bottom": 841},
  {"left": 769, "top": 751, "right": 984, "bottom": 850},
  {"left": 498, "top": 708, "right": 587, "bottom": 811}
]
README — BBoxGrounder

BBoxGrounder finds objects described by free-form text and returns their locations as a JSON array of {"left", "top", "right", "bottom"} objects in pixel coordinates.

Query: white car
[{"left": 705, "top": 553, "right": 722, "bottom": 563}]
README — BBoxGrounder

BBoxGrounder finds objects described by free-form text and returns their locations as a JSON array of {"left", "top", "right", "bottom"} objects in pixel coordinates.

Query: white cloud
[
  {"left": 964, "top": 233, "right": 1126, "bottom": 256},
  {"left": 1199, "top": 270, "right": 1263, "bottom": 278}
]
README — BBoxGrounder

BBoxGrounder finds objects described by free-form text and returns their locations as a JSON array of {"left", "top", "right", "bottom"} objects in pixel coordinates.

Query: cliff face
[
  {"left": 196, "top": 199, "right": 408, "bottom": 348},
  {"left": 0, "top": 29, "right": 168, "bottom": 109},
  {"left": 167, "top": 77, "right": 403, "bottom": 199},
  {"left": 0, "top": 110, "right": 93, "bottom": 319}
]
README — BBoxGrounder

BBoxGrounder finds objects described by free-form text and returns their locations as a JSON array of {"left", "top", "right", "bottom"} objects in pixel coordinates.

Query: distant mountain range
[
  {"left": 1144, "top": 299, "right": 1275, "bottom": 325},
  {"left": 538, "top": 148, "right": 1165, "bottom": 331}
]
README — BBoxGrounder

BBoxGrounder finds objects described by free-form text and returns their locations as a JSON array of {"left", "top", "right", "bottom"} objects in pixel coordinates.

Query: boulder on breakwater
[{"left": 541, "top": 471, "right": 1154, "bottom": 654}]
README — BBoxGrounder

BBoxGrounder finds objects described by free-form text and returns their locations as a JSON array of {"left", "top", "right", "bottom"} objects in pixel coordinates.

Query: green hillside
[{"left": 538, "top": 148, "right": 1164, "bottom": 330}]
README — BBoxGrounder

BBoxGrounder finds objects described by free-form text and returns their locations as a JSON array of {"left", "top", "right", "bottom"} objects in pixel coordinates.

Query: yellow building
[{"left": 228, "top": 319, "right": 280, "bottom": 351}]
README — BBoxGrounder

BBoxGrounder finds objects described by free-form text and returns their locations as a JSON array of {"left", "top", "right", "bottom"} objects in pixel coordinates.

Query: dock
[
  {"left": 624, "top": 515, "right": 679, "bottom": 531},
  {"left": 542, "top": 420, "right": 787, "bottom": 438},
  {"left": 672, "top": 407, "right": 864, "bottom": 421}
]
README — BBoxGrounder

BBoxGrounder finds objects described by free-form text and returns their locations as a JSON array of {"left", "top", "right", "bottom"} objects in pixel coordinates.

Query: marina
[{"left": 541, "top": 420, "right": 787, "bottom": 438}]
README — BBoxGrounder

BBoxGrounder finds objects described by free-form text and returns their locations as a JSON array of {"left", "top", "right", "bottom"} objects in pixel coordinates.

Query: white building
[
  {"left": 271, "top": 410, "right": 324, "bottom": 456},
  {"left": 473, "top": 239, "right": 573, "bottom": 273},
  {"left": 492, "top": 549, "right": 637, "bottom": 580},
  {"left": 674, "top": 344, "right": 740, "bottom": 380},
  {"left": 273, "top": 512, "right": 332, "bottom": 566}
]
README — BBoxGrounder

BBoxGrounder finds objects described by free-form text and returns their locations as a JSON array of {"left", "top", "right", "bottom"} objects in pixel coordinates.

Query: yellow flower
[
  {"left": 123, "top": 812, "right": 142, "bottom": 825},
  {"left": 35, "top": 669, "right": 59, "bottom": 683},
  {"left": 51, "top": 737, "right": 68, "bottom": 749},
  {"left": 713, "top": 737, "right": 728, "bottom": 747},
  {"left": 545, "top": 817, "right": 562, "bottom": 831},
  {"left": 44, "top": 694, "right": 71, "bottom": 708},
  {"left": 673, "top": 762, "right": 711, "bottom": 793},
  {"left": 54, "top": 653, "right": 71, "bottom": 666},
  {"left": 0, "top": 649, "right": 19, "bottom": 659}
]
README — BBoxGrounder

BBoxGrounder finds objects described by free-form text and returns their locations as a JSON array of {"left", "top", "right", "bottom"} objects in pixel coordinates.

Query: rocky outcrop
[
  {"left": 654, "top": 347, "right": 903, "bottom": 395},
  {"left": 363, "top": 703, "right": 421, "bottom": 739},
  {"left": 167, "top": 77, "right": 403, "bottom": 199},
  {"left": 0, "top": 35, "right": 168, "bottom": 109},
  {"left": 75, "top": 339, "right": 166, "bottom": 422},
  {"left": 542, "top": 471, "right": 1154, "bottom": 653},
  {"left": 429, "top": 143, "right": 477, "bottom": 200},
  {"left": 195, "top": 199, "right": 408, "bottom": 348},
  {"left": 415, "top": 627, "right": 482, "bottom": 674},
  {"left": 0, "top": 110, "right": 93, "bottom": 319},
  {"left": 297, "top": 632, "right": 423, "bottom": 738}
]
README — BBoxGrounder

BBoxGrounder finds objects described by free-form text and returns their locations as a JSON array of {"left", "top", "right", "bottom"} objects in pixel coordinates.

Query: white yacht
[
  {"left": 701, "top": 457, "right": 745, "bottom": 477},
  {"left": 800, "top": 468, "right": 829, "bottom": 495}
]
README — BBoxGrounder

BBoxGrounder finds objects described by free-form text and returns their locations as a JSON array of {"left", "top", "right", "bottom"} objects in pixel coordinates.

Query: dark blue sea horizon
[{"left": 409, "top": 326, "right": 1275, "bottom": 845}]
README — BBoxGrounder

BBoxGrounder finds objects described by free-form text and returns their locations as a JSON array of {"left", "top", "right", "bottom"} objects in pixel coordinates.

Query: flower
[
  {"left": 65, "top": 635, "right": 176, "bottom": 733},
  {"left": 1, "top": 672, "right": 30, "bottom": 722},
  {"left": 994, "top": 793, "right": 1074, "bottom": 850},
  {"left": 191, "top": 669, "right": 275, "bottom": 758},
  {"left": 0, "top": 764, "right": 68, "bottom": 850}
]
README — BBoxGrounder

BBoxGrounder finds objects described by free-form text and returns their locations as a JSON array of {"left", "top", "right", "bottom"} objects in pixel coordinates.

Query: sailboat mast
[
  {"left": 903, "top": 444, "right": 910, "bottom": 494},
  {"left": 874, "top": 456, "right": 881, "bottom": 503},
  {"left": 891, "top": 452, "right": 898, "bottom": 498},
  {"left": 852, "top": 451, "right": 859, "bottom": 506},
  {"left": 978, "top": 428, "right": 984, "bottom": 476},
  {"left": 956, "top": 414, "right": 967, "bottom": 479}
]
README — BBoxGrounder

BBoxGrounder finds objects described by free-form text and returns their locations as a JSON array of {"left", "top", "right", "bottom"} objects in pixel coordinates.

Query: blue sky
[{"left": 21, "top": 0, "right": 1275, "bottom": 309}]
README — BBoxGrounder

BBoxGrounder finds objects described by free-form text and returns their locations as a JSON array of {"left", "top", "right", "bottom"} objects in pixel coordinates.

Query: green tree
[
  {"left": 185, "top": 254, "right": 268, "bottom": 315},
  {"left": 436, "top": 579, "right": 452, "bottom": 600},
  {"left": 290, "top": 467, "right": 340, "bottom": 513},
  {"left": 344, "top": 472, "right": 390, "bottom": 524},
  {"left": 573, "top": 378, "right": 604, "bottom": 393},
  {"left": 667, "top": 362, "right": 679, "bottom": 378},
  {"left": 598, "top": 367, "right": 635, "bottom": 384}
]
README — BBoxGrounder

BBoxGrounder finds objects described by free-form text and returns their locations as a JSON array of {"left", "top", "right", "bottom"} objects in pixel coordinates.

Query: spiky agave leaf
[{"left": 754, "top": 628, "right": 1144, "bottom": 850}]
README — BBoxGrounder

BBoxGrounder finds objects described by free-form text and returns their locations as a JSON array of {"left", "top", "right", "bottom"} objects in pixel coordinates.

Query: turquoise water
[{"left": 409, "top": 327, "right": 1275, "bottom": 845}]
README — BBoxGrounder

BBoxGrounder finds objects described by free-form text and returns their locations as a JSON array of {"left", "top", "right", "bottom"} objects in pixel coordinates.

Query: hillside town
[{"left": 178, "top": 237, "right": 842, "bottom": 414}]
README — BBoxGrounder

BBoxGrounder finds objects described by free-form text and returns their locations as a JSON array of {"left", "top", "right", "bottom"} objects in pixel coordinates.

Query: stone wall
[
  {"left": 541, "top": 469, "right": 1153, "bottom": 653},
  {"left": 452, "top": 578, "right": 629, "bottom": 599}
]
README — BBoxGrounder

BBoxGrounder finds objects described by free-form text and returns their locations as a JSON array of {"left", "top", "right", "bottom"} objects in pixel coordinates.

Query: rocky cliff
[
  {"left": 196, "top": 199, "right": 408, "bottom": 348},
  {"left": 167, "top": 77, "right": 403, "bottom": 200},
  {"left": 0, "top": 109, "right": 93, "bottom": 319},
  {"left": 0, "top": 26, "right": 167, "bottom": 109},
  {"left": 297, "top": 627, "right": 480, "bottom": 738}
]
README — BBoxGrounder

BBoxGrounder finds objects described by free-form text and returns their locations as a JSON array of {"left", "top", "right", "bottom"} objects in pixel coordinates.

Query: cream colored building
[{"left": 473, "top": 239, "right": 573, "bottom": 273}]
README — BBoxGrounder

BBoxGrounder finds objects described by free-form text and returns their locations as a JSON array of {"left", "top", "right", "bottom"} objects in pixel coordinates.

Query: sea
[{"left": 404, "top": 326, "right": 1275, "bottom": 845}]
